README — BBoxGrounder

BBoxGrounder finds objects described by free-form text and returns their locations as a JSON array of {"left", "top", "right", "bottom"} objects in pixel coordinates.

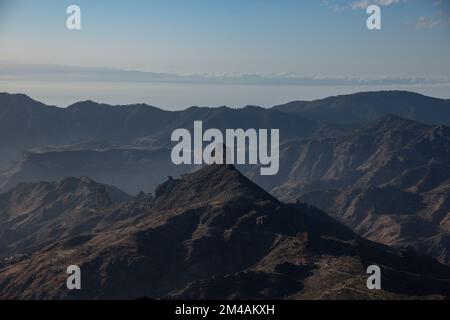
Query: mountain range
[
  {"left": 273, "top": 90, "right": 450, "bottom": 125},
  {"left": 1, "top": 165, "right": 450, "bottom": 299},
  {"left": 1, "top": 90, "right": 450, "bottom": 299},
  {"left": 2, "top": 90, "right": 450, "bottom": 169},
  {"left": 250, "top": 115, "right": 450, "bottom": 265},
  {"left": 0, "top": 92, "right": 319, "bottom": 169}
]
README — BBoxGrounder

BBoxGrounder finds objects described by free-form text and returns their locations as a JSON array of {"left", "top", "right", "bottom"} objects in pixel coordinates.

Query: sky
[{"left": 0, "top": 0, "right": 449, "bottom": 109}]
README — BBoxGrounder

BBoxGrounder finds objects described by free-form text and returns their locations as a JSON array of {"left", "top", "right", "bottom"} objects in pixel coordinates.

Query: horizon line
[
  {"left": 2, "top": 60, "right": 450, "bottom": 88},
  {"left": 1, "top": 89, "right": 448, "bottom": 111}
]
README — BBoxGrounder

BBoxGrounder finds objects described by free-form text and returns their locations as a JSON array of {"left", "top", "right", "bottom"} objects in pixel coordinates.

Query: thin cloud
[
  {"left": 1, "top": 61, "right": 449, "bottom": 87},
  {"left": 321, "top": 0, "right": 406, "bottom": 11},
  {"left": 351, "top": 0, "right": 404, "bottom": 10},
  {"left": 415, "top": 0, "right": 450, "bottom": 29}
]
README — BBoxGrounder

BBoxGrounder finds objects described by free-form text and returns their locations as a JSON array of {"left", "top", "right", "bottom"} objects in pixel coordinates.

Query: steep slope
[
  {"left": 273, "top": 91, "right": 450, "bottom": 125},
  {"left": 269, "top": 115, "right": 450, "bottom": 265},
  {"left": 0, "top": 177, "right": 131, "bottom": 259},
  {"left": 0, "top": 93, "right": 68, "bottom": 167},
  {"left": 1, "top": 165, "right": 450, "bottom": 300}
]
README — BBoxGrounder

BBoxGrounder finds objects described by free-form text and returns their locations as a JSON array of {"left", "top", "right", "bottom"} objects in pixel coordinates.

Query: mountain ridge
[
  {"left": 0, "top": 92, "right": 320, "bottom": 169},
  {"left": 1, "top": 165, "right": 450, "bottom": 299},
  {"left": 273, "top": 90, "right": 450, "bottom": 125},
  {"left": 264, "top": 115, "right": 450, "bottom": 265}
]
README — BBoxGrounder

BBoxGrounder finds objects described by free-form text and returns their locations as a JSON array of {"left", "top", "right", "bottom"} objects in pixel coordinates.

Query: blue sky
[{"left": 0, "top": 0, "right": 449, "bottom": 108}]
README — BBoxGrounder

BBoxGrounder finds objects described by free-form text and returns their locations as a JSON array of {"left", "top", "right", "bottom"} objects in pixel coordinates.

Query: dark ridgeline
[
  {"left": 1, "top": 164, "right": 450, "bottom": 299},
  {"left": 0, "top": 92, "right": 319, "bottom": 169},
  {"left": 273, "top": 90, "right": 450, "bottom": 125},
  {"left": 2, "top": 90, "right": 450, "bottom": 169}
]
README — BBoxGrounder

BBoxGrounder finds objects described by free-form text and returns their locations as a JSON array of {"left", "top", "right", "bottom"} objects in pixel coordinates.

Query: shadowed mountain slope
[
  {"left": 1, "top": 165, "right": 450, "bottom": 300},
  {"left": 0, "top": 176, "right": 131, "bottom": 259},
  {"left": 266, "top": 115, "right": 450, "bottom": 265}
]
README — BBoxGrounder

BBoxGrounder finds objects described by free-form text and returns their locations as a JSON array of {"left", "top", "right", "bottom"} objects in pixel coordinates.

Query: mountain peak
[
  {"left": 2, "top": 163, "right": 450, "bottom": 299},
  {"left": 359, "top": 113, "right": 427, "bottom": 135},
  {"left": 374, "top": 113, "right": 423, "bottom": 126},
  {"left": 0, "top": 92, "right": 33, "bottom": 101},
  {"left": 0, "top": 92, "right": 49, "bottom": 109},
  {"left": 152, "top": 164, "right": 278, "bottom": 210},
  {"left": 67, "top": 100, "right": 103, "bottom": 110},
  {"left": 273, "top": 90, "right": 450, "bottom": 126}
]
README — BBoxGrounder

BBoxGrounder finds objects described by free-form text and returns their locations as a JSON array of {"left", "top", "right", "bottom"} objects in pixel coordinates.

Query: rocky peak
[{"left": 152, "top": 164, "right": 278, "bottom": 210}]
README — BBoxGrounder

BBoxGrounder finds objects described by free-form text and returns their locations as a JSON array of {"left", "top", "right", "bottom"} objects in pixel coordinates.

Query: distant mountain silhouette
[
  {"left": 0, "top": 92, "right": 319, "bottom": 168},
  {"left": 3, "top": 90, "right": 448, "bottom": 194},
  {"left": 1, "top": 165, "right": 450, "bottom": 299},
  {"left": 0, "top": 145, "right": 197, "bottom": 195},
  {"left": 273, "top": 91, "right": 450, "bottom": 125}
]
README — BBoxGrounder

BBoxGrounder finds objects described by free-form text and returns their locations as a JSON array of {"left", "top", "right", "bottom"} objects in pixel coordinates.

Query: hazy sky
[{"left": 0, "top": 0, "right": 449, "bottom": 108}]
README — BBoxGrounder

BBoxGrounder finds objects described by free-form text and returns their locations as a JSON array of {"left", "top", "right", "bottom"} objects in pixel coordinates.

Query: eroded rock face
[
  {"left": 1, "top": 165, "right": 450, "bottom": 300},
  {"left": 0, "top": 176, "right": 131, "bottom": 258},
  {"left": 264, "top": 115, "right": 450, "bottom": 265}
]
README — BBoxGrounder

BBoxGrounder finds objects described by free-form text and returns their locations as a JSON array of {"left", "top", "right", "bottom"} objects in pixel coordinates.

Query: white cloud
[
  {"left": 351, "top": 0, "right": 404, "bottom": 10},
  {"left": 415, "top": 15, "right": 450, "bottom": 29},
  {"left": 1, "top": 61, "right": 449, "bottom": 87},
  {"left": 321, "top": 0, "right": 406, "bottom": 12},
  {"left": 414, "top": 0, "right": 450, "bottom": 29},
  {"left": 351, "top": 1, "right": 370, "bottom": 9}
]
